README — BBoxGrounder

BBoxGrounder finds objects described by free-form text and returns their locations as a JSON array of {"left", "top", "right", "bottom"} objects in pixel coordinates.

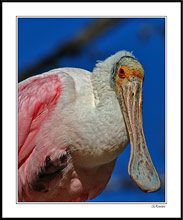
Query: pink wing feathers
[
  {"left": 18, "top": 74, "right": 62, "bottom": 169},
  {"left": 18, "top": 70, "right": 116, "bottom": 202}
]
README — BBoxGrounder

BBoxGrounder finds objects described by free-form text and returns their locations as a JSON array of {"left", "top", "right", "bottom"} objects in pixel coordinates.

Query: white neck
[
  {"left": 74, "top": 51, "right": 134, "bottom": 167},
  {"left": 91, "top": 62, "right": 112, "bottom": 107},
  {"left": 59, "top": 51, "right": 134, "bottom": 168}
]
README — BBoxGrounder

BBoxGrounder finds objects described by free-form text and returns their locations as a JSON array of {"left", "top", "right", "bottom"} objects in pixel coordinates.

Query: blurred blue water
[{"left": 18, "top": 18, "right": 165, "bottom": 202}]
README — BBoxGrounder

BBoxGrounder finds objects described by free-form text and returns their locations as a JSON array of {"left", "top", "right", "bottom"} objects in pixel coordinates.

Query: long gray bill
[{"left": 118, "top": 81, "right": 161, "bottom": 193}]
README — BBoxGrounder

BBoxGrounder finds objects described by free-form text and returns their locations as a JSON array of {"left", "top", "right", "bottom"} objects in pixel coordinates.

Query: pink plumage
[
  {"left": 18, "top": 74, "right": 62, "bottom": 168},
  {"left": 18, "top": 71, "right": 115, "bottom": 202}
]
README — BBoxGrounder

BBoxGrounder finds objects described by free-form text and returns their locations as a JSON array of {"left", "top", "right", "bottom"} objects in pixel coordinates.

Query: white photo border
[{"left": 2, "top": 2, "right": 181, "bottom": 218}]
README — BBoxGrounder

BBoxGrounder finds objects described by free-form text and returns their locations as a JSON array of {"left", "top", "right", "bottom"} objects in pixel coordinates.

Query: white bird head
[{"left": 109, "top": 53, "right": 161, "bottom": 193}]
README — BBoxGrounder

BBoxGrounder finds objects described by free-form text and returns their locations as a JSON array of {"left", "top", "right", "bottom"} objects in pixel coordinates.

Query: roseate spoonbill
[{"left": 18, "top": 50, "right": 161, "bottom": 202}]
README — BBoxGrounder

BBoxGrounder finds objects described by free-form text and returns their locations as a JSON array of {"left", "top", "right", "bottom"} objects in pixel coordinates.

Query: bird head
[{"left": 110, "top": 55, "right": 161, "bottom": 193}]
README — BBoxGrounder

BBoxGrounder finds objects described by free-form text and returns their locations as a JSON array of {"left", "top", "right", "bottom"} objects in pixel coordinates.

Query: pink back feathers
[{"left": 18, "top": 74, "right": 62, "bottom": 168}]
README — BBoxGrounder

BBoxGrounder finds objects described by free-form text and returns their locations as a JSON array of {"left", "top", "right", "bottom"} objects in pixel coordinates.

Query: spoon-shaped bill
[{"left": 117, "top": 80, "right": 161, "bottom": 193}]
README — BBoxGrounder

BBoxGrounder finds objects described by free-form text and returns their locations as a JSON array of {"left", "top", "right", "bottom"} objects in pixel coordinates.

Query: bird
[{"left": 18, "top": 50, "right": 161, "bottom": 202}]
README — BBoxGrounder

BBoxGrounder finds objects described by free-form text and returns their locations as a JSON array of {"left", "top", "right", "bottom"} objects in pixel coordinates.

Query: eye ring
[{"left": 118, "top": 68, "right": 125, "bottom": 78}]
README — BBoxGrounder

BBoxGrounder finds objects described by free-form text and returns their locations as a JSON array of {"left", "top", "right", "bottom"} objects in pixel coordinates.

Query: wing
[
  {"left": 18, "top": 68, "right": 93, "bottom": 201},
  {"left": 18, "top": 73, "right": 63, "bottom": 168}
]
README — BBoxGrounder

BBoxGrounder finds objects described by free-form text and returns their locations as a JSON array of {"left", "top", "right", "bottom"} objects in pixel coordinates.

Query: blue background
[{"left": 18, "top": 18, "right": 165, "bottom": 202}]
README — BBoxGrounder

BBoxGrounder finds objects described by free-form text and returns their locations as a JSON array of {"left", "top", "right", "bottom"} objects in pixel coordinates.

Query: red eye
[{"left": 118, "top": 68, "right": 125, "bottom": 78}]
